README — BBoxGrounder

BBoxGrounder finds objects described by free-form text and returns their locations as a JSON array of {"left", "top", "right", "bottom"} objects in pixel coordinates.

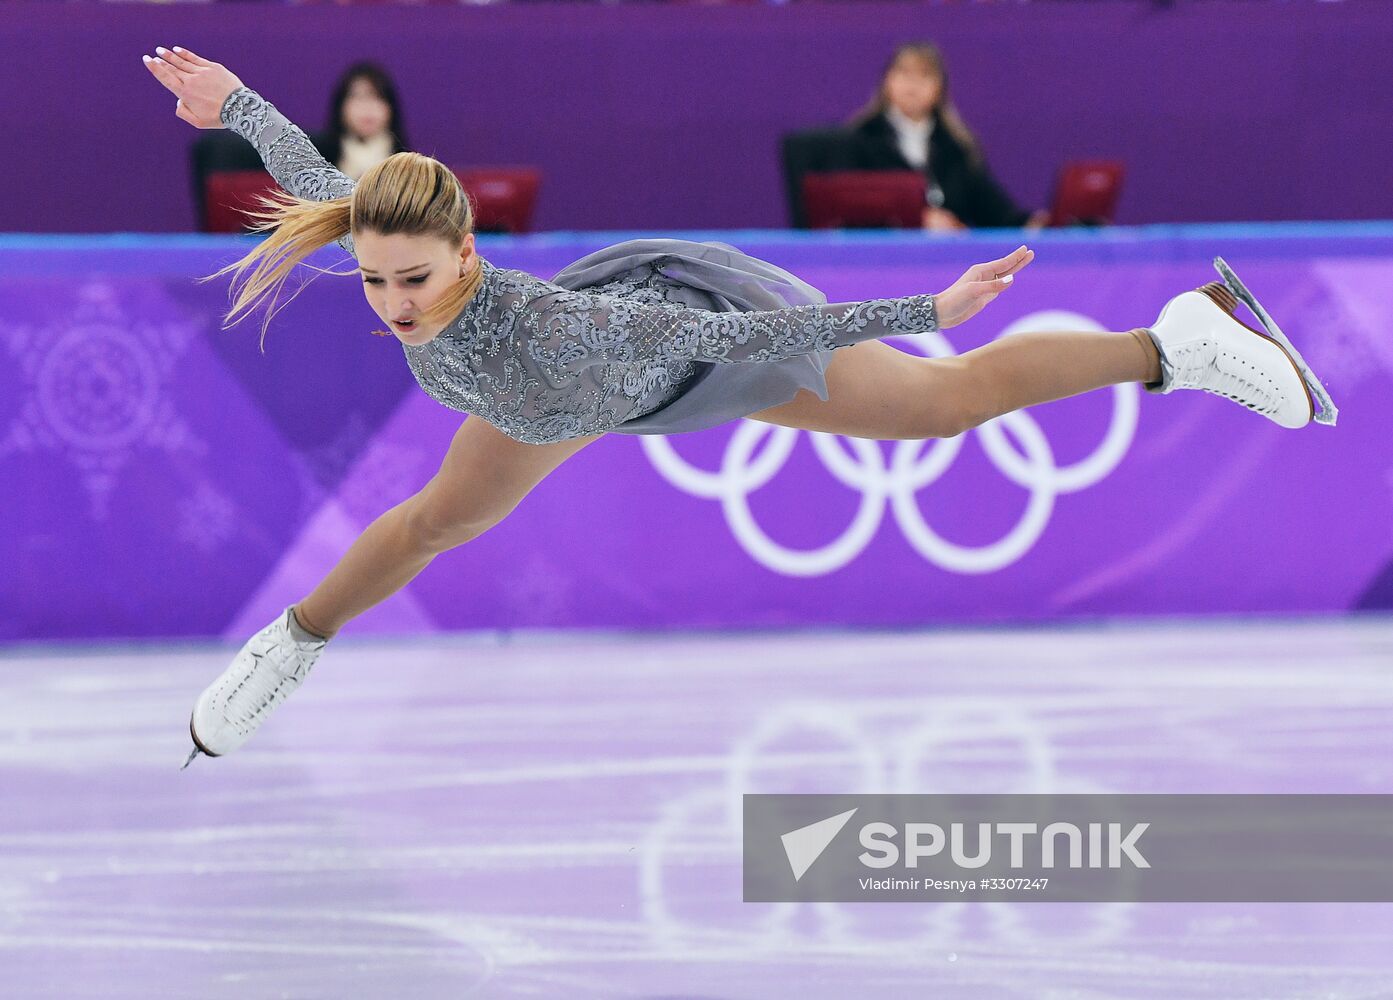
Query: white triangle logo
[{"left": 781, "top": 808, "right": 858, "bottom": 882}]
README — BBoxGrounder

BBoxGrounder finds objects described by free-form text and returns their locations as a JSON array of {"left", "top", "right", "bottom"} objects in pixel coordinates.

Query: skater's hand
[
  {"left": 141, "top": 46, "right": 245, "bottom": 130},
  {"left": 933, "top": 246, "right": 1035, "bottom": 329}
]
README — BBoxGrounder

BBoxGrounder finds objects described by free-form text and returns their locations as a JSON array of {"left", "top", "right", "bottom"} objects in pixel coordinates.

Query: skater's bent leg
[
  {"left": 294, "top": 419, "right": 601, "bottom": 638},
  {"left": 289, "top": 499, "right": 436, "bottom": 641},
  {"left": 749, "top": 330, "right": 1160, "bottom": 440}
]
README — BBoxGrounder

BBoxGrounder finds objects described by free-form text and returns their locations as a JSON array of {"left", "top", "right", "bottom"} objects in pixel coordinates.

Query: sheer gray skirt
[{"left": 548, "top": 238, "right": 834, "bottom": 436}]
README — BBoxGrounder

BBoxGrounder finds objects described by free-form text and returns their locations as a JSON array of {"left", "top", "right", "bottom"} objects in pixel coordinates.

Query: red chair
[
  {"left": 1047, "top": 160, "right": 1125, "bottom": 227},
  {"left": 454, "top": 168, "right": 542, "bottom": 234},
  {"left": 202, "top": 165, "right": 544, "bottom": 235},
  {"left": 202, "top": 170, "right": 281, "bottom": 233},
  {"left": 800, "top": 170, "right": 926, "bottom": 229}
]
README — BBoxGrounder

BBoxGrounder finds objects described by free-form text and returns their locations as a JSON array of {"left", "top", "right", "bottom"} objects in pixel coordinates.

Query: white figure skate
[
  {"left": 1142, "top": 257, "right": 1337, "bottom": 429},
  {"left": 181, "top": 606, "right": 327, "bottom": 768}
]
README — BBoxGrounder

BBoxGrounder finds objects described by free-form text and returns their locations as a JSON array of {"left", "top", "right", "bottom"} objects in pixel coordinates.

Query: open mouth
[{"left": 393, "top": 318, "right": 417, "bottom": 331}]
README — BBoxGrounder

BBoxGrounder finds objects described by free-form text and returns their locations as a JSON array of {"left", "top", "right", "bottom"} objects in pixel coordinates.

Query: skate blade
[
  {"left": 181, "top": 711, "right": 217, "bottom": 770},
  {"left": 1213, "top": 256, "right": 1338, "bottom": 426}
]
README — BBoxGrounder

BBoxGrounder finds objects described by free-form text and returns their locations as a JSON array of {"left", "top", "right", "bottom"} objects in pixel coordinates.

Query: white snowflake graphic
[{"left": 0, "top": 280, "right": 207, "bottom": 521}]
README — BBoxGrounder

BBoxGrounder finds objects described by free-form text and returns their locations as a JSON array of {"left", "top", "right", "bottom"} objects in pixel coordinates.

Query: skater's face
[
  {"left": 884, "top": 55, "right": 942, "bottom": 121},
  {"left": 356, "top": 230, "right": 477, "bottom": 345},
  {"left": 342, "top": 78, "right": 392, "bottom": 141}
]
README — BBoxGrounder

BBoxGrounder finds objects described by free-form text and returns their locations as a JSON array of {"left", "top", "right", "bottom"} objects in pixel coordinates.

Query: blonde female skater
[{"left": 142, "top": 47, "right": 1336, "bottom": 769}]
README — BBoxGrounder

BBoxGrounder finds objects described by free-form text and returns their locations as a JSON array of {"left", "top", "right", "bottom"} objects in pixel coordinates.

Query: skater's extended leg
[
  {"left": 749, "top": 328, "right": 1160, "bottom": 440},
  {"left": 295, "top": 419, "right": 602, "bottom": 638},
  {"left": 753, "top": 261, "right": 1327, "bottom": 438},
  {"left": 185, "top": 417, "right": 600, "bottom": 764}
]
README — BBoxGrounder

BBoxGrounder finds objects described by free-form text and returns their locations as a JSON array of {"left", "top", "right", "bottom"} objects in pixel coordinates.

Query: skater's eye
[{"left": 362, "top": 274, "right": 426, "bottom": 285}]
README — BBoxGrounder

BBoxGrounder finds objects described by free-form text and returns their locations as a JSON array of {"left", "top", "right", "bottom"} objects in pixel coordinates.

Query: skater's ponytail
[{"left": 198, "top": 152, "right": 482, "bottom": 352}]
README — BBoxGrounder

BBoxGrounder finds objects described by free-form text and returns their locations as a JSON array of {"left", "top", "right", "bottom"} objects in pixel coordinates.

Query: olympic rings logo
[{"left": 640, "top": 311, "right": 1138, "bottom": 576}]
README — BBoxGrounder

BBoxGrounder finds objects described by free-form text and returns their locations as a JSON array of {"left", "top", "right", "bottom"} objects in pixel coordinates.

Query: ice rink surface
[{"left": 2, "top": 615, "right": 1391, "bottom": 998}]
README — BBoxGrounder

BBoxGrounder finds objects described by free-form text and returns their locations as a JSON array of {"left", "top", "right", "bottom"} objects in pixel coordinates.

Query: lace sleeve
[
  {"left": 219, "top": 86, "right": 357, "bottom": 256},
  {"left": 522, "top": 284, "right": 939, "bottom": 367}
]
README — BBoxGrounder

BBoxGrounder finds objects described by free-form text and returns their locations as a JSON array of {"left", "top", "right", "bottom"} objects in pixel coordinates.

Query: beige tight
[
  {"left": 293, "top": 326, "right": 1161, "bottom": 639},
  {"left": 294, "top": 421, "right": 602, "bottom": 639},
  {"left": 290, "top": 499, "right": 435, "bottom": 641},
  {"left": 748, "top": 328, "right": 1161, "bottom": 439}
]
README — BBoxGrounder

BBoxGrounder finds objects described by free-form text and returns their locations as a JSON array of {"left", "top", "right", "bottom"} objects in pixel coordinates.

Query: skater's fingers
[
  {"left": 156, "top": 46, "right": 200, "bottom": 73},
  {"left": 973, "top": 246, "right": 1033, "bottom": 279},
  {"left": 149, "top": 50, "right": 193, "bottom": 82},
  {"left": 142, "top": 55, "right": 185, "bottom": 95},
  {"left": 1001, "top": 250, "right": 1035, "bottom": 277},
  {"left": 171, "top": 46, "right": 216, "bottom": 68},
  {"left": 976, "top": 247, "right": 1025, "bottom": 270}
]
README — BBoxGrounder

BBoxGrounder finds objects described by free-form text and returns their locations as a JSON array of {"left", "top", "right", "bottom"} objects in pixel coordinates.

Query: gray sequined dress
[{"left": 220, "top": 86, "right": 941, "bottom": 444}]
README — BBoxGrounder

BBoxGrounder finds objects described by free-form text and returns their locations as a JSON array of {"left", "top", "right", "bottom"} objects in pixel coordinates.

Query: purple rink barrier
[{"left": 0, "top": 223, "right": 1388, "bottom": 642}]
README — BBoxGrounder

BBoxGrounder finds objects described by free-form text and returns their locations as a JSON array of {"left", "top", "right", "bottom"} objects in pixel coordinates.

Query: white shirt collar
[
  {"left": 885, "top": 105, "right": 931, "bottom": 135},
  {"left": 340, "top": 130, "right": 396, "bottom": 181},
  {"left": 884, "top": 106, "right": 933, "bottom": 169}
]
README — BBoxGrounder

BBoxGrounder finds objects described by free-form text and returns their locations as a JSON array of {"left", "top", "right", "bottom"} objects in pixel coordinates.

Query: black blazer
[{"left": 850, "top": 111, "right": 1032, "bottom": 229}]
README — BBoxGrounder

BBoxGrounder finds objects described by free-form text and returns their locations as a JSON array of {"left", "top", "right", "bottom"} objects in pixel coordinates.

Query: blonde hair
[
  {"left": 197, "top": 151, "right": 484, "bottom": 351},
  {"left": 849, "top": 41, "right": 986, "bottom": 169}
]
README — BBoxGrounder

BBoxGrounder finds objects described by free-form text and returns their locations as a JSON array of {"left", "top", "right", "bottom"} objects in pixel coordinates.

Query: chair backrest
[
  {"left": 455, "top": 167, "right": 542, "bottom": 234},
  {"left": 1048, "top": 160, "right": 1125, "bottom": 227},
  {"left": 800, "top": 170, "right": 926, "bottom": 230},
  {"left": 202, "top": 170, "right": 280, "bottom": 233},
  {"left": 780, "top": 127, "right": 858, "bottom": 228},
  {"left": 199, "top": 159, "right": 545, "bottom": 235},
  {"left": 192, "top": 133, "right": 269, "bottom": 230}
]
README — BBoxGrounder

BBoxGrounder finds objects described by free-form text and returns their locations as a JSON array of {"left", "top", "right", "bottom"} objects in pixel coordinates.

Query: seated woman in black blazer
[{"left": 849, "top": 41, "right": 1049, "bottom": 233}]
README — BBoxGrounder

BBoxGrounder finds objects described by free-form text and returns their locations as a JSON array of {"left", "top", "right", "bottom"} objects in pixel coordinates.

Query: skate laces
[
  {"left": 1166, "top": 338, "right": 1278, "bottom": 414},
  {"left": 226, "top": 626, "right": 322, "bottom": 732}
]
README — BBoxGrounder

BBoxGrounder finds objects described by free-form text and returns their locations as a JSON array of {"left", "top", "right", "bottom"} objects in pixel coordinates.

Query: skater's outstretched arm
[
  {"left": 142, "top": 46, "right": 358, "bottom": 255},
  {"left": 293, "top": 418, "right": 602, "bottom": 639},
  {"left": 518, "top": 246, "right": 1034, "bottom": 370},
  {"left": 520, "top": 283, "right": 939, "bottom": 367},
  {"left": 219, "top": 87, "right": 357, "bottom": 253}
]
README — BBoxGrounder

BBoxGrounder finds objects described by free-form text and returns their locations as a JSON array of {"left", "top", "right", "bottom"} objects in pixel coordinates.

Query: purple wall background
[
  {"left": 1, "top": 224, "right": 1388, "bottom": 642},
  {"left": 2, "top": 1, "right": 1391, "bottom": 234}
]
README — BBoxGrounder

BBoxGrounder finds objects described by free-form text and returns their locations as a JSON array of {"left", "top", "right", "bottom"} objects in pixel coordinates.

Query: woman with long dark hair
[
  {"left": 141, "top": 47, "right": 1335, "bottom": 769},
  {"left": 849, "top": 41, "right": 1050, "bottom": 233},
  {"left": 313, "top": 61, "right": 411, "bottom": 182}
]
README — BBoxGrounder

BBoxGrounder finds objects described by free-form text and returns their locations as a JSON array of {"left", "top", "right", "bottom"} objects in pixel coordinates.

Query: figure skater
[{"left": 141, "top": 47, "right": 1336, "bottom": 770}]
